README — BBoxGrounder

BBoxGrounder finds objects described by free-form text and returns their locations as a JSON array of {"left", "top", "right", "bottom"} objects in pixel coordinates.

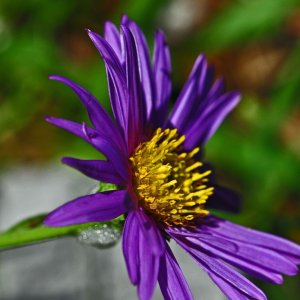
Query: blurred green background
[{"left": 0, "top": 0, "right": 299, "bottom": 298}]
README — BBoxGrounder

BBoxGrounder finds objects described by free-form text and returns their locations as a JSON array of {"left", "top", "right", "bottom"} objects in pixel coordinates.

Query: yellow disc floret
[{"left": 130, "top": 128, "right": 214, "bottom": 226}]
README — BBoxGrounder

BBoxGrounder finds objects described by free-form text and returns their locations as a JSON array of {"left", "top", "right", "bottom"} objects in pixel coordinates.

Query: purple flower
[{"left": 45, "top": 15, "right": 300, "bottom": 300}]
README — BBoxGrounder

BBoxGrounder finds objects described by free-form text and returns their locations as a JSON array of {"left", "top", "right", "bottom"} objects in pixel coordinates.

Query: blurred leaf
[{"left": 194, "top": 0, "right": 299, "bottom": 51}]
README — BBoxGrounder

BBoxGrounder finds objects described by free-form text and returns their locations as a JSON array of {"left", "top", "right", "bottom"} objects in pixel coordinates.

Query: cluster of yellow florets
[{"left": 130, "top": 128, "right": 214, "bottom": 226}]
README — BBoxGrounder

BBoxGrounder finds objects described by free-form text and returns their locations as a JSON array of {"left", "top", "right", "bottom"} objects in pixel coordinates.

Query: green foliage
[{"left": 194, "top": 0, "right": 299, "bottom": 51}]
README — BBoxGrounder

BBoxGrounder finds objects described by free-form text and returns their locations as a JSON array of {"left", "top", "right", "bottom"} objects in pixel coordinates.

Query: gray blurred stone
[{"left": 0, "top": 164, "right": 224, "bottom": 300}]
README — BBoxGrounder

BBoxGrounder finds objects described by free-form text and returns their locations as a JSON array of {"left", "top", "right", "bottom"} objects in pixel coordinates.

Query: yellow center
[{"left": 130, "top": 128, "right": 214, "bottom": 226}]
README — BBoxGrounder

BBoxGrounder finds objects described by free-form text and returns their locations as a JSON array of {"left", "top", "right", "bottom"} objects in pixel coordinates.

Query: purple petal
[
  {"left": 187, "top": 236, "right": 284, "bottom": 284},
  {"left": 87, "top": 29, "right": 129, "bottom": 133},
  {"left": 199, "top": 236, "right": 297, "bottom": 276},
  {"left": 106, "top": 69, "right": 129, "bottom": 137},
  {"left": 169, "top": 216, "right": 300, "bottom": 284},
  {"left": 45, "top": 116, "right": 89, "bottom": 141},
  {"left": 49, "top": 75, "right": 125, "bottom": 150},
  {"left": 167, "top": 53, "right": 240, "bottom": 148},
  {"left": 104, "top": 21, "right": 122, "bottom": 61},
  {"left": 168, "top": 55, "right": 219, "bottom": 135},
  {"left": 158, "top": 244, "right": 194, "bottom": 300},
  {"left": 206, "top": 216, "right": 300, "bottom": 259},
  {"left": 87, "top": 29, "right": 124, "bottom": 75},
  {"left": 62, "top": 157, "right": 126, "bottom": 185},
  {"left": 153, "top": 30, "right": 172, "bottom": 125},
  {"left": 123, "top": 18, "right": 155, "bottom": 121},
  {"left": 169, "top": 217, "right": 300, "bottom": 281},
  {"left": 136, "top": 209, "right": 166, "bottom": 256},
  {"left": 209, "top": 273, "right": 250, "bottom": 300},
  {"left": 123, "top": 211, "right": 140, "bottom": 284},
  {"left": 138, "top": 225, "right": 161, "bottom": 300},
  {"left": 207, "top": 185, "right": 242, "bottom": 213},
  {"left": 44, "top": 190, "right": 130, "bottom": 227},
  {"left": 122, "top": 210, "right": 165, "bottom": 300},
  {"left": 168, "top": 55, "right": 206, "bottom": 130},
  {"left": 184, "top": 92, "right": 240, "bottom": 149},
  {"left": 121, "top": 25, "right": 146, "bottom": 152},
  {"left": 175, "top": 237, "right": 267, "bottom": 300},
  {"left": 46, "top": 116, "right": 129, "bottom": 180},
  {"left": 281, "top": 253, "right": 300, "bottom": 265},
  {"left": 81, "top": 124, "right": 129, "bottom": 180},
  {"left": 207, "top": 78, "right": 225, "bottom": 100}
]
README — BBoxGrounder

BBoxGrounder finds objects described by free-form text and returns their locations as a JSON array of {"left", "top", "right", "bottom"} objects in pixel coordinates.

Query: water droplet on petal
[{"left": 77, "top": 224, "right": 121, "bottom": 249}]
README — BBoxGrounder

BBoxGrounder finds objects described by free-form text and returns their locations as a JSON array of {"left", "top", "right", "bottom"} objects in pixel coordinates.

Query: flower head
[{"left": 45, "top": 15, "right": 300, "bottom": 300}]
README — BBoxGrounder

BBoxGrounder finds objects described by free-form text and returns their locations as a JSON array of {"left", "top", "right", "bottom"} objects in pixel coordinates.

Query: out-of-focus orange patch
[
  {"left": 279, "top": 108, "right": 300, "bottom": 158},
  {"left": 212, "top": 45, "right": 288, "bottom": 92}
]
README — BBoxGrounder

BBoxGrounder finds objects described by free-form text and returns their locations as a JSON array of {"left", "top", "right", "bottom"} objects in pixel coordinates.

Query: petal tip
[
  {"left": 49, "top": 74, "right": 65, "bottom": 82},
  {"left": 61, "top": 157, "right": 71, "bottom": 165},
  {"left": 43, "top": 213, "right": 58, "bottom": 227},
  {"left": 86, "top": 29, "right": 96, "bottom": 40},
  {"left": 44, "top": 115, "right": 54, "bottom": 122}
]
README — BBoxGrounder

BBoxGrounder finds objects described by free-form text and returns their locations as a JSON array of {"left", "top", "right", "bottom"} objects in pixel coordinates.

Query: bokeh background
[{"left": 0, "top": 0, "right": 300, "bottom": 299}]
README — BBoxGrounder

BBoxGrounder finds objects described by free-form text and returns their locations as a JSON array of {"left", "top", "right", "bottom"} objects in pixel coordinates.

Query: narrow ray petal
[
  {"left": 281, "top": 253, "right": 300, "bottom": 265},
  {"left": 169, "top": 55, "right": 206, "bottom": 129},
  {"left": 168, "top": 55, "right": 219, "bottom": 134},
  {"left": 45, "top": 190, "right": 130, "bottom": 227},
  {"left": 166, "top": 229, "right": 284, "bottom": 283},
  {"left": 123, "top": 17, "right": 155, "bottom": 120},
  {"left": 209, "top": 273, "right": 251, "bottom": 300},
  {"left": 171, "top": 218, "right": 300, "bottom": 273},
  {"left": 187, "top": 236, "right": 284, "bottom": 284},
  {"left": 153, "top": 30, "right": 172, "bottom": 124},
  {"left": 198, "top": 237, "right": 298, "bottom": 276},
  {"left": 121, "top": 25, "right": 146, "bottom": 151},
  {"left": 87, "top": 29, "right": 128, "bottom": 131},
  {"left": 123, "top": 211, "right": 140, "bottom": 285},
  {"left": 62, "top": 157, "right": 126, "bottom": 185},
  {"left": 136, "top": 209, "right": 166, "bottom": 256},
  {"left": 87, "top": 29, "right": 124, "bottom": 74},
  {"left": 123, "top": 210, "right": 165, "bottom": 300},
  {"left": 158, "top": 244, "right": 194, "bottom": 300},
  {"left": 205, "top": 216, "right": 300, "bottom": 259},
  {"left": 46, "top": 117, "right": 129, "bottom": 180},
  {"left": 45, "top": 116, "right": 88, "bottom": 141},
  {"left": 184, "top": 92, "right": 240, "bottom": 149},
  {"left": 106, "top": 69, "right": 129, "bottom": 135},
  {"left": 138, "top": 226, "right": 161, "bottom": 300},
  {"left": 81, "top": 124, "right": 129, "bottom": 180},
  {"left": 175, "top": 237, "right": 267, "bottom": 300},
  {"left": 49, "top": 75, "right": 124, "bottom": 149},
  {"left": 206, "top": 78, "right": 225, "bottom": 100},
  {"left": 104, "top": 21, "right": 122, "bottom": 61},
  {"left": 168, "top": 53, "right": 240, "bottom": 148}
]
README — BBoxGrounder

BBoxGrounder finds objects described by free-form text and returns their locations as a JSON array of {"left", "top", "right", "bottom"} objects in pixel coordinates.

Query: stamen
[{"left": 130, "top": 128, "right": 214, "bottom": 226}]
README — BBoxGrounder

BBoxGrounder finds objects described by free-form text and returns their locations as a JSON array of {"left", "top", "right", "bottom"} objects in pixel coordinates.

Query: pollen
[{"left": 130, "top": 128, "right": 214, "bottom": 226}]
